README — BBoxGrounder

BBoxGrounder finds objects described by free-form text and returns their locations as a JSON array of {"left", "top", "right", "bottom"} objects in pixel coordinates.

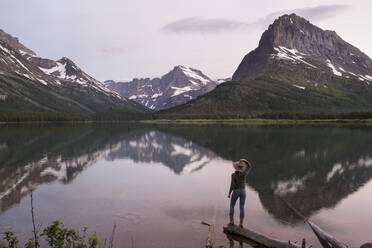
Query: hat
[
  {"left": 239, "top": 158, "right": 250, "bottom": 167},
  {"left": 233, "top": 160, "right": 247, "bottom": 173}
]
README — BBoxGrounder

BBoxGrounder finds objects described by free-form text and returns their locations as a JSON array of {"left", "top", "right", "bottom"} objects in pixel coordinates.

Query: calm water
[{"left": 0, "top": 124, "right": 372, "bottom": 247}]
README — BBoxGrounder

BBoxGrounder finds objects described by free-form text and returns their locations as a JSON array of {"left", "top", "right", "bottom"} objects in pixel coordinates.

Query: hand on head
[{"left": 239, "top": 158, "right": 251, "bottom": 167}]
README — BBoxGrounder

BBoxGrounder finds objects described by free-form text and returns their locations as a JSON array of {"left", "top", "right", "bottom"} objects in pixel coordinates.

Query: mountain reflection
[
  {"left": 1, "top": 124, "right": 372, "bottom": 225},
  {"left": 0, "top": 125, "right": 214, "bottom": 215},
  {"left": 0, "top": 125, "right": 134, "bottom": 214},
  {"left": 106, "top": 129, "right": 215, "bottom": 174},
  {"left": 160, "top": 125, "right": 372, "bottom": 224}
]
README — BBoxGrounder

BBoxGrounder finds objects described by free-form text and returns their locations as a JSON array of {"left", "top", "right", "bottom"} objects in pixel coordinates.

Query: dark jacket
[{"left": 229, "top": 162, "right": 252, "bottom": 195}]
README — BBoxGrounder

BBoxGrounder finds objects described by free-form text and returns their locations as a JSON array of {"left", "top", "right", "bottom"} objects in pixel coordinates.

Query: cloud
[
  {"left": 101, "top": 46, "right": 127, "bottom": 55},
  {"left": 161, "top": 4, "right": 351, "bottom": 35},
  {"left": 161, "top": 17, "right": 253, "bottom": 34}
]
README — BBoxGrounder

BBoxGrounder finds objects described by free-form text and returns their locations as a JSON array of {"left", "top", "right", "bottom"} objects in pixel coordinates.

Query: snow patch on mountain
[
  {"left": 334, "top": 67, "right": 372, "bottom": 83},
  {"left": 365, "top": 75, "right": 372, "bottom": 81},
  {"left": 39, "top": 62, "right": 69, "bottom": 80},
  {"left": 272, "top": 46, "right": 317, "bottom": 68},
  {"left": 293, "top": 84, "right": 306, "bottom": 90},
  {"left": 152, "top": 93, "right": 163, "bottom": 98},
  {"left": 171, "top": 86, "right": 193, "bottom": 97},
  {"left": 39, "top": 60, "right": 87, "bottom": 84},
  {"left": 18, "top": 49, "right": 35, "bottom": 57},
  {"left": 358, "top": 74, "right": 372, "bottom": 83},
  {"left": 326, "top": 59, "right": 342, "bottom": 77},
  {"left": 178, "top": 65, "right": 211, "bottom": 85}
]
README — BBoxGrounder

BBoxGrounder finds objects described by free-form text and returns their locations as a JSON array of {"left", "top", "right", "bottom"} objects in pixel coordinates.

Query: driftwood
[
  {"left": 223, "top": 225, "right": 302, "bottom": 248},
  {"left": 281, "top": 198, "right": 348, "bottom": 248},
  {"left": 307, "top": 221, "right": 347, "bottom": 248},
  {"left": 225, "top": 231, "right": 270, "bottom": 248},
  {"left": 201, "top": 221, "right": 214, "bottom": 248},
  {"left": 223, "top": 196, "right": 368, "bottom": 248},
  {"left": 201, "top": 206, "right": 217, "bottom": 248}
]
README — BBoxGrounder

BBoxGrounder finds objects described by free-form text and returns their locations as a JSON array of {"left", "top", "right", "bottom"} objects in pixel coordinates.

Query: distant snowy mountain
[
  {"left": 0, "top": 28, "right": 142, "bottom": 113},
  {"left": 32, "top": 57, "right": 122, "bottom": 98},
  {"left": 104, "top": 65, "right": 217, "bottom": 110}
]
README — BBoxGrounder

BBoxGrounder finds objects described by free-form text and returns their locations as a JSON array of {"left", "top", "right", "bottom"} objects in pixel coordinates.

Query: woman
[{"left": 228, "top": 158, "right": 252, "bottom": 228}]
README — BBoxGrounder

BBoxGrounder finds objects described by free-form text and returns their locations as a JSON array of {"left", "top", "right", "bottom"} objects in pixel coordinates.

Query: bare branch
[
  {"left": 108, "top": 224, "right": 116, "bottom": 248},
  {"left": 30, "top": 190, "right": 39, "bottom": 248}
]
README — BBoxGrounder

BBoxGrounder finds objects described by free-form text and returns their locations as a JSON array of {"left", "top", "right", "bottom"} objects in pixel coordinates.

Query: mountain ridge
[
  {"left": 0, "top": 28, "right": 145, "bottom": 113},
  {"left": 161, "top": 13, "right": 372, "bottom": 116},
  {"left": 105, "top": 65, "right": 217, "bottom": 110}
]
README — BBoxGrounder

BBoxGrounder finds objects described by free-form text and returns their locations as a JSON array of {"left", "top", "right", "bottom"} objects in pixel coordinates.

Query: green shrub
[
  {"left": 2, "top": 221, "right": 98, "bottom": 248},
  {"left": 1, "top": 231, "right": 18, "bottom": 248}
]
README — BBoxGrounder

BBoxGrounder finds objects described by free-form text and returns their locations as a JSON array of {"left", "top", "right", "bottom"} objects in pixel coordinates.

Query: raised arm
[
  {"left": 228, "top": 174, "right": 234, "bottom": 197},
  {"left": 242, "top": 160, "right": 252, "bottom": 176}
]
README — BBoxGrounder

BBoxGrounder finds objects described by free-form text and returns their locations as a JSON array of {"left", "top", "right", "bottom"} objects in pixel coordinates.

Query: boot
[
  {"left": 229, "top": 214, "right": 234, "bottom": 225},
  {"left": 239, "top": 217, "right": 244, "bottom": 228}
]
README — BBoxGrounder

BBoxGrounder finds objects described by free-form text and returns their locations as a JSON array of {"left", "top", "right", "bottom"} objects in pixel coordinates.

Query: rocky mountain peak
[
  {"left": 168, "top": 65, "right": 187, "bottom": 78},
  {"left": 259, "top": 13, "right": 326, "bottom": 51},
  {"left": 173, "top": 65, "right": 185, "bottom": 71},
  {"left": 0, "top": 29, "right": 36, "bottom": 57},
  {"left": 33, "top": 55, "right": 122, "bottom": 100},
  {"left": 233, "top": 14, "right": 372, "bottom": 82},
  {"left": 57, "top": 57, "right": 82, "bottom": 75},
  {"left": 273, "top": 13, "right": 309, "bottom": 27},
  {"left": 171, "top": 65, "right": 192, "bottom": 75},
  {"left": 169, "top": 65, "right": 214, "bottom": 86},
  {"left": 58, "top": 57, "right": 74, "bottom": 65}
]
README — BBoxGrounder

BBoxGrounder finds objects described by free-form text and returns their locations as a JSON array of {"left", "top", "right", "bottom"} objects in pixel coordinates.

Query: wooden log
[
  {"left": 201, "top": 221, "right": 214, "bottom": 248},
  {"left": 223, "top": 225, "right": 301, "bottom": 248},
  {"left": 202, "top": 206, "right": 217, "bottom": 248},
  {"left": 207, "top": 224, "right": 214, "bottom": 248},
  {"left": 225, "top": 232, "right": 267, "bottom": 248},
  {"left": 307, "top": 221, "right": 347, "bottom": 248},
  {"left": 281, "top": 198, "right": 348, "bottom": 248}
]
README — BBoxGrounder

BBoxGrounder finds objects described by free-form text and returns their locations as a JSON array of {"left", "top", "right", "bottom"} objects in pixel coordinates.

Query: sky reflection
[{"left": 1, "top": 125, "right": 372, "bottom": 247}]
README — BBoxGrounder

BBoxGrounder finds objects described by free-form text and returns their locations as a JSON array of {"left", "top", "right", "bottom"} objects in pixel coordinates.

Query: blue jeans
[{"left": 229, "top": 188, "right": 246, "bottom": 218}]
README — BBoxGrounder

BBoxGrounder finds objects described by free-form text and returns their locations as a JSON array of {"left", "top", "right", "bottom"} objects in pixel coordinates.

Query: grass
[
  {"left": 160, "top": 75, "right": 372, "bottom": 116},
  {"left": 140, "top": 118, "right": 372, "bottom": 125},
  {"left": 2, "top": 117, "right": 372, "bottom": 126}
]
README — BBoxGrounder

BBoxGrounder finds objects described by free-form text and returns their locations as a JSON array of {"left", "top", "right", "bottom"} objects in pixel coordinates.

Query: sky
[{"left": 1, "top": 0, "right": 371, "bottom": 81}]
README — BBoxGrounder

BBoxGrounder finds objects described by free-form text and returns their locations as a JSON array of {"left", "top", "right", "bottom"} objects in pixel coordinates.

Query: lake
[{"left": 0, "top": 124, "right": 372, "bottom": 247}]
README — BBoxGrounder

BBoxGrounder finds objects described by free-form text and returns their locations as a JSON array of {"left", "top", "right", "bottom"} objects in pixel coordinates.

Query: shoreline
[
  {"left": 0, "top": 118, "right": 372, "bottom": 125},
  {"left": 139, "top": 118, "right": 372, "bottom": 125}
]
